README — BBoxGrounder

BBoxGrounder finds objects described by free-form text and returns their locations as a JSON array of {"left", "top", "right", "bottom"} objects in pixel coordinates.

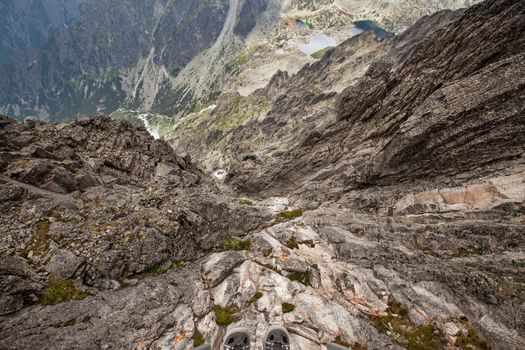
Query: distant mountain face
[
  {"left": 0, "top": 0, "right": 480, "bottom": 122},
  {"left": 0, "top": 0, "right": 89, "bottom": 64},
  {"left": 0, "top": 0, "right": 240, "bottom": 120}
]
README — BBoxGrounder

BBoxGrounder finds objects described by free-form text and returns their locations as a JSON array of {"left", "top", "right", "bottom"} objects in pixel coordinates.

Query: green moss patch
[
  {"left": 193, "top": 328, "right": 205, "bottom": 347},
  {"left": 39, "top": 279, "right": 87, "bottom": 305},
  {"left": 239, "top": 199, "right": 253, "bottom": 206},
  {"left": 223, "top": 239, "right": 251, "bottom": 251},
  {"left": 282, "top": 302, "right": 295, "bottom": 313},
  {"left": 213, "top": 305, "right": 240, "bottom": 326},
  {"left": 288, "top": 271, "right": 310, "bottom": 286},
  {"left": 250, "top": 291, "right": 263, "bottom": 304},
  {"left": 258, "top": 262, "right": 281, "bottom": 274},
  {"left": 169, "top": 260, "right": 185, "bottom": 270},
  {"left": 371, "top": 302, "right": 445, "bottom": 350},
  {"left": 276, "top": 209, "right": 303, "bottom": 222},
  {"left": 456, "top": 326, "right": 490, "bottom": 350}
]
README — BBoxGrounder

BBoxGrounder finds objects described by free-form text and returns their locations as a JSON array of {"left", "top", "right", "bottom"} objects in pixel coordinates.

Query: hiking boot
[
  {"left": 263, "top": 325, "right": 290, "bottom": 350},
  {"left": 223, "top": 327, "right": 251, "bottom": 350}
]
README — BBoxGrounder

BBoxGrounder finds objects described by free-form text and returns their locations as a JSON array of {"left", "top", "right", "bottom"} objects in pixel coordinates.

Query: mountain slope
[
  {"left": 0, "top": 0, "right": 482, "bottom": 123},
  {"left": 166, "top": 0, "right": 525, "bottom": 347},
  {"left": 0, "top": 0, "right": 233, "bottom": 120},
  {"left": 0, "top": 1, "right": 523, "bottom": 350}
]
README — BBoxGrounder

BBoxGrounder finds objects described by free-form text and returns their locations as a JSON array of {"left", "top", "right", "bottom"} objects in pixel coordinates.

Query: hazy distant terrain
[{"left": 0, "top": 0, "right": 480, "bottom": 123}]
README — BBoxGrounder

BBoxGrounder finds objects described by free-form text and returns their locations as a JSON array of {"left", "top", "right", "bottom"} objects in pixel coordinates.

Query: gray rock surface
[
  {"left": 1, "top": 1, "right": 524, "bottom": 350},
  {"left": 0, "top": 115, "right": 270, "bottom": 319}
]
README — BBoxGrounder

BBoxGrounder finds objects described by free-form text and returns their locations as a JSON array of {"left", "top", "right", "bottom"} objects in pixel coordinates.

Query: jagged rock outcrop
[
  {"left": 0, "top": 115, "right": 270, "bottom": 318},
  {"left": 0, "top": 0, "right": 233, "bottom": 120},
  {"left": 0, "top": 115, "right": 200, "bottom": 192}
]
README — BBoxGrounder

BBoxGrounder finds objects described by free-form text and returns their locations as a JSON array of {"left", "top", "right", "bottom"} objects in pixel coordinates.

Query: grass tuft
[
  {"left": 250, "top": 291, "right": 263, "bottom": 304},
  {"left": 288, "top": 271, "right": 310, "bottom": 286},
  {"left": 213, "top": 305, "right": 240, "bottom": 326},
  {"left": 276, "top": 209, "right": 303, "bottom": 222},
  {"left": 456, "top": 327, "right": 490, "bottom": 350},
  {"left": 223, "top": 239, "right": 251, "bottom": 251},
  {"left": 39, "top": 279, "right": 87, "bottom": 305},
  {"left": 282, "top": 302, "right": 295, "bottom": 313},
  {"left": 371, "top": 301, "right": 445, "bottom": 350},
  {"left": 193, "top": 328, "right": 205, "bottom": 347}
]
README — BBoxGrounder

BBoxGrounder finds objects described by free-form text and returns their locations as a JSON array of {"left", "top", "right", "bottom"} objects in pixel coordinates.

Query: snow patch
[{"left": 213, "top": 169, "right": 228, "bottom": 181}]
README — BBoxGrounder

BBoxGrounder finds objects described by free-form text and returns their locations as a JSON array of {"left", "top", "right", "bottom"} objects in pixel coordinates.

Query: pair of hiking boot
[
  {"left": 194, "top": 325, "right": 351, "bottom": 349},
  {"left": 194, "top": 325, "right": 289, "bottom": 350}
]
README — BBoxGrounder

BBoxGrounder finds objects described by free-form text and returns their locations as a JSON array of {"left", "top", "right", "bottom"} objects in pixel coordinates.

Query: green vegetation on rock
[
  {"left": 39, "top": 279, "right": 87, "bottom": 305},
  {"left": 223, "top": 239, "right": 251, "bottom": 251},
  {"left": 239, "top": 199, "right": 253, "bottom": 206},
  {"left": 288, "top": 271, "right": 310, "bottom": 286},
  {"left": 213, "top": 305, "right": 240, "bottom": 326},
  {"left": 282, "top": 302, "right": 295, "bottom": 313},
  {"left": 276, "top": 209, "right": 303, "bottom": 222},
  {"left": 250, "top": 291, "right": 263, "bottom": 304},
  {"left": 456, "top": 326, "right": 490, "bottom": 350},
  {"left": 193, "top": 328, "right": 205, "bottom": 347},
  {"left": 371, "top": 302, "right": 445, "bottom": 350}
]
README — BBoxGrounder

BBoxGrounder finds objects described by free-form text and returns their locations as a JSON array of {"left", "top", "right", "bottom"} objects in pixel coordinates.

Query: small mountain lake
[
  {"left": 298, "top": 33, "right": 337, "bottom": 55},
  {"left": 354, "top": 20, "right": 389, "bottom": 40},
  {"left": 295, "top": 19, "right": 310, "bottom": 29}
]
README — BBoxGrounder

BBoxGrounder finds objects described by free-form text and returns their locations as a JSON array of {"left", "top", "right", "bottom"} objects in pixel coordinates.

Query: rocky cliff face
[
  {"left": 0, "top": 0, "right": 234, "bottom": 120},
  {"left": 0, "top": 0, "right": 524, "bottom": 350},
  {"left": 0, "top": 115, "right": 269, "bottom": 316},
  {"left": 0, "top": 0, "right": 90, "bottom": 64}
]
